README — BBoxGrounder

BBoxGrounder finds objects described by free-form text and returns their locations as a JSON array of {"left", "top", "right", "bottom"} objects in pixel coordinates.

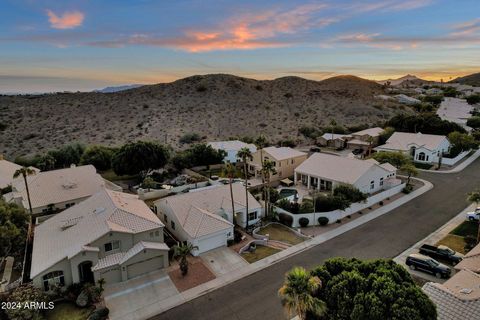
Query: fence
[
  {"left": 442, "top": 150, "right": 470, "bottom": 166},
  {"left": 275, "top": 183, "right": 406, "bottom": 228},
  {"left": 137, "top": 181, "right": 211, "bottom": 200}
]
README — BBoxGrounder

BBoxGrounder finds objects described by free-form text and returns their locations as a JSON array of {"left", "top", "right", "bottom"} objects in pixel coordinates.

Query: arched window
[
  {"left": 418, "top": 152, "right": 426, "bottom": 161},
  {"left": 42, "top": 271, "right": 65, "bottom": 291}
]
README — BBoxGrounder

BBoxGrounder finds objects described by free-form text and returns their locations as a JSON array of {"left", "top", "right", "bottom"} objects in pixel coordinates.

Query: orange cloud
[{"left": 46, "top": 9, "right": 84, "bottom": 29}]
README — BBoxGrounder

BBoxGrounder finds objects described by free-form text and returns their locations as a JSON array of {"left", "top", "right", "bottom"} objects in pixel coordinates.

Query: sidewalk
[
  {"left": 112, "top": 177, "right": 433, "bottom": 320},
  {"left": 393, "top": 204, "right": 474, "bottom": 283},
  {"left": 418, "top": 149, "right": 480, "bottom": 174}
]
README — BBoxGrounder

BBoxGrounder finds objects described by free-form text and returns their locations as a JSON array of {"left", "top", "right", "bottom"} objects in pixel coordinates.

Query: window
[
  {"left": 370, "top": 180, "right": 374, "bottom": 190},
  {"left": 171, "top": 221, "right": 176, "bottom": 230},
  {"left": 418, "top": 152, "right": 426, "bottom": 161},
  {"left": 155, "top": 230, "right": 160, "bottom": 237},
  {"left": 248, "top": 211, "right": 258, "bottom": 221},
  {"left": 291, "top": 159, "right": 294, "bottom": 165},
  {"left": 104, "top": 240, "right": 120, "bottom": 252},
  {"left": 42, "top": 271, "right": 65, "bottom": 291},
  {"left": 380, "top": 177, "right": 384, "bottom": 186},
  {"left": 149, "top": 232, "right": 154, "bottom": 238},
  {"left": 227, "top": 231, "right": 232, "bottom": 237}
]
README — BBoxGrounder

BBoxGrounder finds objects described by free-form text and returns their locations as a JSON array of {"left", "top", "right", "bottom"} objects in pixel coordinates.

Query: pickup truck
[
  {"left": 419, "top": 244, "right": 463, "bottom": 265},
  {"left": 466, "top": 207, "right": 480, "bottom": 221}
]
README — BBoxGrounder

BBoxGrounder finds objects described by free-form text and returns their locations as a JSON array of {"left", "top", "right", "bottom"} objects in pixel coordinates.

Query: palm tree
[
  {"left": 329, "top": 119, "right": 337, "bottom": 141},
  {"left": 223, "top": 162, "right": 237, "bottom": 225},
  {"left": 366, "top": 136, "right": 374, "bottom": 157},
  {"left": 467, "top": 190, "right": 480, "bottom": 243},
  {"left": 173, "top": 242, "right": 199, "bottom": 276},
  {"left": 262, "top": 160, "right": 277, "bottom": 217},
  {"left": 278, "top": 267, "right": 326, "bottom": 320},
  {"left": 237, "top": 147, "right": 253, "bottom": 229},
  {"left": 13, "top": 167, "right": 36, "bottom": 214}
]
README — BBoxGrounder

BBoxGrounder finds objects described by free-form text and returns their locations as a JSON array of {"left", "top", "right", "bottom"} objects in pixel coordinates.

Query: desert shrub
[
  {"left": 379, "top": 201, "right": 384, "bottom": 206},
  {"left": 317, "top": 216, "right": 329, "bottom": 226},
  {"left": 466, "top": 94, "right": 480, "bottom": 105},
  {"left": 386, "top": 113, "right": 466, "bottom": 135},
  {"left": 88, "top": 307, "right": 109, "bottom": 320},
  {"left": 422, "top": 95, "right": 443, "bottom": 107},
  {"left": 298, "top": 217, "right": 309, "bottom": 227},
  {"left": 402, "top": 185, "right": 413, "bottom": 194},
  {"left": 0, "top": 122, "right": 7, "bottom": 131},
  {"left": 277, "top": 139, "right": 296, "bottom": 148},
  {"left": 179, "top": 132, "right": 201, "bottom": 144},
  {"left": 279, "top": 212, "right": 293, "bottom": 227},
  {"left": 466, "top": 116, "right": 480, "bottom": 129},
  {"left": 299, "top": 126, "right": 320, "bottom": 139},
  {"left": 196, "top": 85, "right": 207, "bottom": 92}
]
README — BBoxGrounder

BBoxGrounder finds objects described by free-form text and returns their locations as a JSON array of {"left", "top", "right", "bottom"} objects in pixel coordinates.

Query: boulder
[{"left": 76, "top": 290, "right": 89, "bottom": 307}]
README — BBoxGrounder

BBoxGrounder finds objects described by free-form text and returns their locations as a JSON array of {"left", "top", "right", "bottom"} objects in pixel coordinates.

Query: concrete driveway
[
  {"left": 200, "top": 247, "right": 248, "bottom": 277},
  {"left": 104, "top": 269, "right": 179, "bottom": 320}
]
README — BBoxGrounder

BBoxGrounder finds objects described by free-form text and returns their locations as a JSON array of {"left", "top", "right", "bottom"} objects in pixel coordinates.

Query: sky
[{"left": 1, "top": 0, "right": 480, "bottom": 93}]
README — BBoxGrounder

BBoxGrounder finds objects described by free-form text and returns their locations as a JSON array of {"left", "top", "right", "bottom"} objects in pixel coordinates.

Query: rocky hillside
[
  {"left": 450, "top": 72, "right": 480, "bottom": 86},
  {"left": 0, "top": 74, "right": 407, "bottom": 158}
]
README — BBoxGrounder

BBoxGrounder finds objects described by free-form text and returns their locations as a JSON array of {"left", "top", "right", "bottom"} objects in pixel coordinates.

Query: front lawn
[
  {"left": 46, "top": 302, "right": 91, "bottom": 320},
  {"left": 257, "top": 224, "right": 305, "bottom": 245},
  {"left": 450, "top": 220, "right": 478, "bottom": 237},
  {"left": 242, "top": 245, "right": 281, "bottom": 263},
  {"left": 436, "top": 234, "right": 467, "bottom": 254},
  {"left": 413, "top": 162, "right": 433, "bottom": 170}
]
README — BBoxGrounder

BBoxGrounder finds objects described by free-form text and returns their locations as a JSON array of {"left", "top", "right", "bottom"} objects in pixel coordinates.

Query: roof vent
[
  {"left": 459, "top": 288, "right": 473, "bottom": 295},
  {"left": 62, "top": 181, "right": 77, "bottom": 189},
  {"left": 93, "top": 207, "right": 106, "bottom": 214}
]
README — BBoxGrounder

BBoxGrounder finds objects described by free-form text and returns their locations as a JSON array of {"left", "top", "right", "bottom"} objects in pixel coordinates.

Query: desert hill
[
  {"left": 377, "top": 74, "right": 432, "bottom": 87},
  {"left": 0, "top": 74, "right": 406, "bottom": 158},
  {"left": 450, "top": 72, "right": 480, "bottom": 86}
]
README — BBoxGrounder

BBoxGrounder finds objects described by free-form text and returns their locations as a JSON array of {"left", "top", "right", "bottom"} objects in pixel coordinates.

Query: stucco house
[
  {"left": 207, "top": 140, "right": 257, "bottom": 163},
  {"left": 4, "top": 165, "right": 121, "bottom": 214},
  {"left": 294, "top": 153, "right": 399, "bottom": 194},
  {"left": 0, "top": 156, "right": 39, "bottom": 190},
  {"left": 375, "top": 132, "right": 451, "bottom": 164},
  {"left": 154, "top": 184, "right": 262, "bottom": 255},
  {"left": 316, "top": 133, "right": 349, "bottom": 149},
  {"left": 248, "top": 147, "right": 308, "bottom": 182},
  {"left": 31, "top": 189, "right": 169, "bottom": 291},
  {"left": 346, "top": 127, "right": 384, "bottom": 151}
]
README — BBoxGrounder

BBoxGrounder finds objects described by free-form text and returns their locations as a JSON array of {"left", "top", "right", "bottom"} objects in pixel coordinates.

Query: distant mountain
[
  {"left": 377, "top": 74, "right": 431, "bottom": 87},
  {"left": 450, "top": 72, "right": 480, "bottom": 86},
  {"left": 0, "top": 73, "right": 408, "bottom": 158},
  {"left": 94, "top": 84, "right": 144, "bottom": 93}
]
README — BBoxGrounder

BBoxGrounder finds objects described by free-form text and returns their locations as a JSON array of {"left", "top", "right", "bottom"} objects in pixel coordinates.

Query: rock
[{"left": 76, "top": 290, "right": 89, "bottom": 307}]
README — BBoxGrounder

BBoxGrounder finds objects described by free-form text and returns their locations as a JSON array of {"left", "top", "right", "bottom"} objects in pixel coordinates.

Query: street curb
[{"left": 114, "top": 178, "right": 433, "bottom": 320}]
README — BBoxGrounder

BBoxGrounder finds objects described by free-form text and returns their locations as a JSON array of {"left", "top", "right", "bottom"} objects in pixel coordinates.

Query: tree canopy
[
  {"left": 373, "top": 151, "right": 410, "bottom": 168},
  {"left": 0, "top": 199, "right": 28, "bottom": 261},
  {"left": 447, "top": 131, "right": 478, "bottom": 155},
  {"left": 80, "top": 145, "right": 117, "bottom": 171},
  {"left": 171, "top": 143, "right": 225, "bottom": 170},
  {"left": 386, "top": 113, "right": 466, "bottom": 136}
]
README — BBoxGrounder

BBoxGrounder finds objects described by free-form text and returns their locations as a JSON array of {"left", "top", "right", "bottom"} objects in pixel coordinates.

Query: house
[
  {"left": 422, "top": 269, "right": 480, "bottom": 320},
  {"left": 316, "top": 133, "right": 349, "bottom": 149},
  {"left": 207, "top": 140, "right": 257, "bottom": 163},
  {"left": 375, "top": 132, "right": 451, "bottom": 164},
  {"left": 395, "top": 94, "right": 421, "bottom": 105},
  {"left": 346, "top": 127, "right": 384, "bottom": 151},
  {"left": 294, "top": 153, "right": 399, "bottom": 194},
  {"left": 4, "top": 165, "right": 122, "bottom": 214},
  {"left": 31, "top": 188, "right": 169, "bottom": 291},
  {"left": 248, "top": 147, "right": 308, "bottom": 182},
  {"left": 154, "top": 184, "right": 262, "bottom": 255},
  {"left": 0, "top": 156, "right": 39, "bottom": 190}
]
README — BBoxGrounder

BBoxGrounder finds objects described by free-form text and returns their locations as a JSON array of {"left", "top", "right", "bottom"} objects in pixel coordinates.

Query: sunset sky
[{"left": 1, "top": 0, "right": 479, "bottom": 93}]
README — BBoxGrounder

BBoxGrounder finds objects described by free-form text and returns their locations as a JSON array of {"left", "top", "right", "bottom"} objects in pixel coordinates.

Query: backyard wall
[
  {"left": 442, "top": 150, "right": 470, "bottom": 166},
  {"left": 137, "top": 181, "right": 210, "bottom": 200},
  {"left": 275, "top": 183, "right": 406, "bottom": 228}
]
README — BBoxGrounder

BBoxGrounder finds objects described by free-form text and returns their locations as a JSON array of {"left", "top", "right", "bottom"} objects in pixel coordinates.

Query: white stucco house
[
  {"left": 375, "top": 132, "right": 451, "bottom": 164},
  {"left": 294, "top": 153, "right": 399, "bottom": 194},
  {"left": 154, "top": 184, "right": 262, "bottom": 255},
  {"left": 4, "top": 165, "right": 121, "bottom": 215},
  {"left": 207, "top": 140, "right": 257, "bottom": 163},
  {"left": 31, "top": 188, "right": 169, "bottom": 291},
  {"left": 0, "top": 157, "right": 39, "bottom": 190}
]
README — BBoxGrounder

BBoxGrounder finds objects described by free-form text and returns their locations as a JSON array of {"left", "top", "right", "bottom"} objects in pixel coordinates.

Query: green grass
[
  {"left": 413, "top": 162, "right": 433, "bottom": 170},
  {"left": 242, "top": 245, "right": 281, "bottom": 263},
  {"left": 196, "top": 167, "right": 244, "bottom": 179},
  {"left": 450, "top": 220, "right": 478, "bottom": 237},
  {"left": 257, "top": 224, "right": 305, "bottom": 245},
  {"left": 436, "top": 234, "right": 467, "bottom": 254},
  {"left": 46, "top": 302, "right": 91, "bottom": 320},
  {"left": 99, "top": 169, "right": 138, "bottom": 182}
]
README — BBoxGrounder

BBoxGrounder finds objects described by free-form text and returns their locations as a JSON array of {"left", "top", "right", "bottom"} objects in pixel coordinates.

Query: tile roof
[
  {"left": 319, "top": 133, "right": 349, "bottom": 141},
  {"left": 11, "top": 165, "right": 119, "bottom": 210},
  {"left": 377, "top": 132, "right": 448, "bottom": 152},
  {"left": 31, "top": 189, "right": 164, "bottom": 278},
  {"left": 455, "top": 243, "right": 480, "bottom": 273},
  {"left": 0, "top": 159, "right": 38, "bottom": 189},
  {"left": 262, "top": 147, "right": 307, "bottom": 161},
  {"left": 423, "top": 270, "right": 480, "bottom": 320},
  {"left": 294, "top": 153, "right": 396, "bottom": 185},
  {"left": 352, "top": 127, "right": 384, "bottom": 137},
  {"left": 156, "top": 184, "right": 260, "bottom": 239},
  {"left": 207, "top": 140, "right": 257, "bottom": 153}
]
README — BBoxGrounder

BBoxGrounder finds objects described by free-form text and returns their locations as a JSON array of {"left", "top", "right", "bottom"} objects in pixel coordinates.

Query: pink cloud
[{"left": 46, "top": 9, "right": 84, "bottom": 29}]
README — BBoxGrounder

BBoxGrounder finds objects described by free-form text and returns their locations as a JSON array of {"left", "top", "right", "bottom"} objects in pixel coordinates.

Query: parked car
[
  {"left": 419, "top": 244, "right": 463, "bottom": 265},
  {"left": 310, "top": 146, "right": 321, "bottom": 152},
  {"left": 352, "top": 148, "right": 363, "bottom": 155},
  {"left": 466, "top": 207, "right": 480, "bottom": 221},
  {"left": 405, "top": 254, "right": 451, "bottom": 278}
]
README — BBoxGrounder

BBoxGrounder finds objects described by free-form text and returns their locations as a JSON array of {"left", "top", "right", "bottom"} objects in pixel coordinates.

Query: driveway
[
  {"left": 151, "top": 157, "right": 480, "bottom": 320},
  {"left": 200, "top": 247, "right": 248, "bottom": 277},
  {"left": 104, "top": 269, "right": 179, "bottom": 320}
]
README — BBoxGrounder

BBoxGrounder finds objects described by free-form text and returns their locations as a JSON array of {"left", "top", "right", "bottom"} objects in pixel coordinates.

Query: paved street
[{"left": 152, "top": 158, "right": 480, "bottom": 320}]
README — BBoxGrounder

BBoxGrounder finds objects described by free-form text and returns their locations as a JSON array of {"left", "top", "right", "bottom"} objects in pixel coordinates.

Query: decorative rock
[{"left": 76, "top": 290, "right": 89, "bottom": 307}]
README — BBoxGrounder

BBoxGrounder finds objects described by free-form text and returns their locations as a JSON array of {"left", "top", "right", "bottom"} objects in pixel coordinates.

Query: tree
[
  {"left": 308, "top": 258, "right": 437, "bottom": 320},
  {"left": 173, "top": 242, "right": 199, "bottom": 276},
  {"left": 373, "top": 151, "right": 410, "bottom": 168},
  {"left": 80, "top": 145, "right": 116, "bottom": 171},
  {"left": 237, "top": 147, "right": 253, "bottom": 230},
  {"left": 466, "top": 94, "right": 480, "bottom": 105},
  {"left": 422, "top": 95, "right": 443, "bottom": 107},
  {"left": 378, "top": 127, "right": 395, "bottom": 145},
  {"left": 329, "top": 119, "right": 337, "bottom": 140},
  {"left": 0, "top": 199, "right": 28, "bottom": 264},
  {"left": 262, "top": 160, "right": 277, "bottom": 217},
  {"left": 467, "top": 190, "right": 480, "bottom": 243},
  {"left": 13, "top": 167, "right": 36, "bottom": 214},
  {"left": 466, "top": 116, "right": 480, "bottom": 129},
  {"left": 223, "top": 163, "right": 237, "bottom": 225},
  {"left": 401, "top": 163, "right": 418, "bottom": 185},
  {"left": 171, "top": 144, "right": 225, "bottom": 170},
  {"left": 278, "top": 267, "right": 326, "bottom": 320},
  {"left": 47, "top": 143, "right": 85, "bottom": 168},
  {"left": 386, "top": 113, "right": 466, "bottom": 135},
  {"left": 448, "top": 131, "right": 478, "bottom": 156},
  {"left": 111, "top": 141, "right": 170, "bottom": 178}
]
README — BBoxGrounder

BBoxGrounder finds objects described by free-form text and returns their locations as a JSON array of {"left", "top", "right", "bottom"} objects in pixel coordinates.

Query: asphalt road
[{"left": 153, "top": 159, "right": 480, "bottom": 320}]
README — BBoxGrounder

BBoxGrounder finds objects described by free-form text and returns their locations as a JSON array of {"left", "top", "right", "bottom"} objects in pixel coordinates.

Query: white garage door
[
  {"left": 198, "top": 233, "right": 226, "bottom": 254},
  {"left": 126, "top": 256, "right": 165, "bottom": 280},
  {"left": 99, "top": 267, "right": 121, "bottom": 284}
]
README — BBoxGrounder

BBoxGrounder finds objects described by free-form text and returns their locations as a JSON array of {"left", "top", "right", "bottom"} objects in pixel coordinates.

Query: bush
[
  {"left": 6, "top": 284, "right": 49, "bottom": 320},
  {"left": 88, "top": 307, "right": 109, "bottom": 320},
  {"left": 298, "top": 217, "right": 309, "bottom": 227},
  {"left": 279, "top": 213, "right": 293, "bottom": 227},
  {"left": 379, "top": 201, "right": 384, "bottom": 206},
  {"left": 318, "top": 216, "right": 329, "bottom": 226},
  {"left": 314, "top": 195, "right": 350, "bottom": 212},
  {"left": 299, "top": 200, "right": 314, "bottom": 213},
  {"left": 336, "top": 219, "right": 342, "bottom": 223},
  {"left": 402, "top": 185, "right": 413, "bottom": 194},
  {"left": 179, "top": 132, "right": 201, "bottom": 144},
  {"left": 333, "top": 184, "right": 367, "bottom": 203},
  {"left": 467, "top": 116, "right": 480, "bottom": 129},
  {"left": 466, "top": 94, "right": 480, "bottom": 105},
  {"left": 234, "top": 230, "right": 243, "bottom": 243},
  {"left": 386, "top": 113, "right": 466, "bottom": 135}
]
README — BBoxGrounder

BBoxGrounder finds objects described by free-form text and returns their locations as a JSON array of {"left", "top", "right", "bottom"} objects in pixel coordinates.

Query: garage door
[
  {"left": 98, "top": 267, "right": 121, "bottom": 284},
  {"left": 126, "top": 256, "right": 165, "bottom": 280},
  {"left": 198, "top": 233, "right": 226, "bottom": 254}
]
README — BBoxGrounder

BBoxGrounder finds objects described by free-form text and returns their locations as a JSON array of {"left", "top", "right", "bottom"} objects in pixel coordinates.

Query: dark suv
[{"left": 405, "top": 254, "right": 451, "bottom": 278}]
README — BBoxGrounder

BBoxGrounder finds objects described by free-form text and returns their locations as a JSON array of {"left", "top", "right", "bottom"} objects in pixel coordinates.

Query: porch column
[
  {"left": 317, "top": 179, "right": 321, "bottom": 190},
  {"left": 307, "top": 175, "right": 311, "bottom": 189},
  {"left": 294, "top": 172, "right": 297, "bottom": 184}
]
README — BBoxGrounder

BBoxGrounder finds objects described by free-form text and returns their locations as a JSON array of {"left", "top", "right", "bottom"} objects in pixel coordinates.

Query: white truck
[{"left": 466, "top": 207, "right": 480, "bottom": 221}]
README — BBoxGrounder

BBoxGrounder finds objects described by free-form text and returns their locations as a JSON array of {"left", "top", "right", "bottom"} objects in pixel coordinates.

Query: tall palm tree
[
  {"left": 467, "top": 190, "right": 480, "bottom": 243},
  {"left": 278, "top": 266, "right": 326, "bottom": 320},
  {"left": 262, "top": 160, "right": 277, "bottom": 217},
  {"left": 237, "top": 147, "right": 253, "bottom": 229},
  {"left": 223, "top": 162, "right": 237, "bottom": 224},
  {"left": 329, "top": 119, "right": 337, "bottom": 142},
  {"left": 366, "top": 136, "right": 374, "bottom": 157},
  {"left": 173, "top": 242, "right": 199, "bottom": 276},
  {"left": 13, "top": 167, "right": 36, "bottom": 214}
]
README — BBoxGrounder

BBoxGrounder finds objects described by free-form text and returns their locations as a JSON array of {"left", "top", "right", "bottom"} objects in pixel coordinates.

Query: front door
[{"left": 78, "top": 261, "right": 95, "bottom": 283}]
